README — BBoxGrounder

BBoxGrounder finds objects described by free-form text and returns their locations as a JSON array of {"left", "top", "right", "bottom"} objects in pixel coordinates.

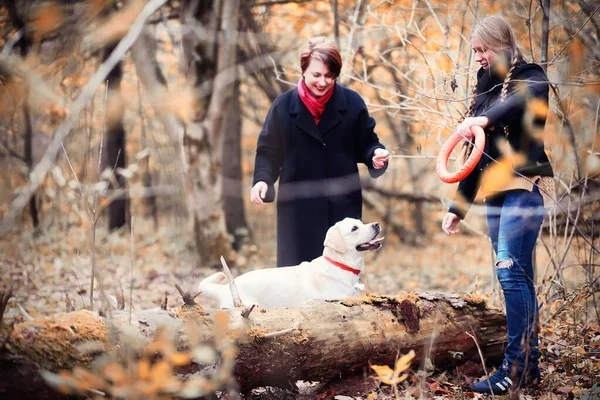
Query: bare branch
[
  {"left": 0, "top": 0, "right": 169, "bottom": 235},
  {"left": 220, "top": 256, "right": 243, "bottom": 308}
]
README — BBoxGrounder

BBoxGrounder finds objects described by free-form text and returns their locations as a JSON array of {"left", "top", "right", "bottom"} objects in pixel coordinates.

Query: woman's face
[
  {"left": 471, "top": 37, "right": 497, "bottom": 71},
  {"left": 303, "top": 58, "right": 336, "bottom": 97}
]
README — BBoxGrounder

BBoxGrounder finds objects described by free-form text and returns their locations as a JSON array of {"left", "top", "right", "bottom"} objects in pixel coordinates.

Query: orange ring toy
[{"left": 436, "top": 125, "right": 486, "bottom": 183}]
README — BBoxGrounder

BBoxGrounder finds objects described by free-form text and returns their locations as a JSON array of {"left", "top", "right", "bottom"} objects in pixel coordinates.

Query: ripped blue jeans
[{"left": 486, "top": 185, "right": 545, "bottom": 373}]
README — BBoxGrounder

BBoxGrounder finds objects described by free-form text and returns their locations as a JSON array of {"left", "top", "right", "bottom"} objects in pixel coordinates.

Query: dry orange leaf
[
  {"left": 527, "top": 98, "right": 549, "bottom": 121},
  {"left": 150, "top": 360, "right": 172, "bottom": 384},
  {"left": 214, "top": 311, "right": 229, "bottom": 339},
  {"left": 170, "top": 351, "right": 192, "bottom": 366},
  {"left": 102, "top": 361, "right": 128, "bottom": 386},
  {"left": 477, "top": 152, "right": 526, "bottom": 200},
  {"left": 72, "top": 366, "right": 106, "bottom": 390},
  {"left": 137, "top": 358, "right": 151, "bottom": 380},
  {"left": 569, "top": 37, "right": 584, "bottom": 75},
  {"left": 371, "top": 350, "right": 415, "bottom": 386}
]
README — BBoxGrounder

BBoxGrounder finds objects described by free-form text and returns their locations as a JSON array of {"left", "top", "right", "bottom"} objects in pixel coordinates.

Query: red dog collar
[{"left": 324, "top": 256, "right": 361, "bottom": 275}]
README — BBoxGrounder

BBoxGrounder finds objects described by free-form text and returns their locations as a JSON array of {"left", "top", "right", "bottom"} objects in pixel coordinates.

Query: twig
[
  {"left": 175, "top": 284, "right": 201, "bottom": 306},
  {"left": 89, "top": 388, "right": 106, "bottom": 397},
  {"left": 389, "top": 154, "right": 457, "bottom": 160},
  {"left": 65, "top": 293, "right": 74, "bottom": 313},
  {"left": 220, "top": 256, "right": 243, "bottom": 308},
  {"left": 241, "top": 304, "right": 255, "bottom": 319},
  {"left": 0, "top": 28, "right": 23, "bottom": 58},
  {"left": 160, "top": 291, "right": 168, "bottom": 310},
  {"left": 465, "top": 330, "right": 494, "bottom": 400},
  {"left": 341, "top": 0, "right": 363, "bottom": 84},
  {"left": 423, "top": 0, "right": 446, "bottom": 34},
  {"left": 90, "top": 82, "right": 109, "bottom": 312},
  {"left": 16, "top": 303, "right": 33, "bottom": 321},
  {"left": 549, "top": 4, "right": 600, "bottom": 66},
  {"left": 129, "top": 216, "right": 135, "bottom": 324},
  {"left": 263, "top": 325, "right": 299, "bottom": 339},
  {"left": 0, "top": 0, "right": 169, "bottom": 235}
]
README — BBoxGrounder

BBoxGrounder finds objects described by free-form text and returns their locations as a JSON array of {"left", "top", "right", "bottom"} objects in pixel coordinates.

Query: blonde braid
[
  {"left": 501, "top": 55, "right": 519, "bottom": 136},
  {"left": 459, "top": 83, "right": 478, "bottom": 163},
  {"left": 461, "top": 83, "right": 477, "bottom": 122}
]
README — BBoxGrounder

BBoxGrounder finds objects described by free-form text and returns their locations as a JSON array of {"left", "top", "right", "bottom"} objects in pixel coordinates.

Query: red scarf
[{"left": 297, "top": 77, "right": 335, "bottom": 125}]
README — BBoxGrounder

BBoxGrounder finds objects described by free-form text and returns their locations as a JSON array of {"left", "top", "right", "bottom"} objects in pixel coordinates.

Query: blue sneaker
[{"left": 471, "top": 360, "right": 513, "bottom": 395}]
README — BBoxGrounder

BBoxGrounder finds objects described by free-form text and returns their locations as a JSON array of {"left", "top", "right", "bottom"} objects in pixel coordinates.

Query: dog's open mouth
[{"left": 356, "top": 234, "right": 384, "bottom": 252}]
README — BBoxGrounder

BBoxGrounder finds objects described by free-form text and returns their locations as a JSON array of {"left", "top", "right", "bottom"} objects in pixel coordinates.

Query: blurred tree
[
  {"left": 5, "top": 0, "right": 39, "bottom": 229},
  {"left": 222, "top": 1, "right": 292, "bottom": 250},
  {"left": 102, "top": 43, "right": 130, "bottom": 231},
  {"left": 222, "top": 73, "right": 247, "bottom": 250},
  {"left": 180, "top": 0, "right": 240, "bottom": 266}
]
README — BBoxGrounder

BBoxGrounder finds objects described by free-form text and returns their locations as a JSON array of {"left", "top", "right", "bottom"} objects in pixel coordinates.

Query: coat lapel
[
  {"left": 289, "top": 88, "right": 321, "bottom": 142},
  {"left": 319, "top": 84, "right": 347, "bottom": 137},
  {"left": 289, "top": 84, "right": 348, "bottom": 141}
]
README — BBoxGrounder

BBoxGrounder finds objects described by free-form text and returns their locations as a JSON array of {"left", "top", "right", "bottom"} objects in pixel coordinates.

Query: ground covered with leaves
[{"left": 1, "top": 206, "right": 599, "bottom": 399}]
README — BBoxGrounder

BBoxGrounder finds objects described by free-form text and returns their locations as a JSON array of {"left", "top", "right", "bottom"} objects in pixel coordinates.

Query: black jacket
[
  {"left": 253, "top": 84, "right": 387, "bottom": 266},
  {"left": 449, "top": 63, "right": 554, "bottom": 218}
]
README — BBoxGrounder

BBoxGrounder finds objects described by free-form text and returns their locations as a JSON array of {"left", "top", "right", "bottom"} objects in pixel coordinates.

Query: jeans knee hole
[{"left": 496, "top": 258, "right": 514, "bottom": 269}]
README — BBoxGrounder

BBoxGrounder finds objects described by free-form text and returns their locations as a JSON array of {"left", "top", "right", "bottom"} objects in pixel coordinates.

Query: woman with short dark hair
[{"left": 251, "top": 36, "right": 390, "bottom": 267}]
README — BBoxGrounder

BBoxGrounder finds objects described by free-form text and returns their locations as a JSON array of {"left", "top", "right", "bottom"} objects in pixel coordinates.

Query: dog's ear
[{"left": 324, "top": 226, "right": 348, "bottom": 253}]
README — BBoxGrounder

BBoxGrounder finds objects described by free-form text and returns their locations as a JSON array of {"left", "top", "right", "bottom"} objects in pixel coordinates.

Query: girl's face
[
  {"left": 471, "top": 37, "right": 497, "bottom": 71},
  {"left": 303, "top": 58, "right": 336, "bottom": 97}
]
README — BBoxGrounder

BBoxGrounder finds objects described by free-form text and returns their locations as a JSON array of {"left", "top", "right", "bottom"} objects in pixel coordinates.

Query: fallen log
[{"left": 0, "top": 293, "right": 506, "bottom": 396}]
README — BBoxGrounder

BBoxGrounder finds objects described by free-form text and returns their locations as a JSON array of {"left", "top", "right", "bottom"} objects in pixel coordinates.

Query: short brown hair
[{"left": 300, "top": 37, "right": 342, "bottom": 78}]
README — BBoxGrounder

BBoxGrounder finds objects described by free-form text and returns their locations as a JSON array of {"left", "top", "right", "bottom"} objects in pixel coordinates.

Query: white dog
[{"left": 198, "top": 218, "right": 383, "bottom": 308}]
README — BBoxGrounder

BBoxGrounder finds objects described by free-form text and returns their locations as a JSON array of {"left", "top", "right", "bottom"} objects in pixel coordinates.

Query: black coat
[
  {"left": 253, "top": 84, "right": 387, "bottom": 267},
  {"left": 449, "top": 63, "right": 554, "bottom": 219}
]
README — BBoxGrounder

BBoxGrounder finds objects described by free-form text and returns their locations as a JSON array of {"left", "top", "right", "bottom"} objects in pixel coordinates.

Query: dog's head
[{"left": 323, "top": 217, "right": 383, "bottom": 255}]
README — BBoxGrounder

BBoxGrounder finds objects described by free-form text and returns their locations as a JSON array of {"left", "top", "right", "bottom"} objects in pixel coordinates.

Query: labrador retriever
[{"left": 198, "top": 217, "right": 383, "bottom": 308}]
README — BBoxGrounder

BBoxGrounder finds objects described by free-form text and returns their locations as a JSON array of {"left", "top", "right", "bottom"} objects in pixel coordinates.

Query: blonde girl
[{"left": 442, "top": 15, "right": 554, "bottom": 395}]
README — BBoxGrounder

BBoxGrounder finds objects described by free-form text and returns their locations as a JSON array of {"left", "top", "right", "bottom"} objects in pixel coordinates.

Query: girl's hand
[
  {"left": 251, "top": 181, "right": 268, "bottom": 205},
  {"left": 372, "top": 148, "right": 390, "bottom": 169},
  {"left": 456, "top": 116, "right": 490, "bottom": 141},
  {"left": 442, "top": 212, "right": 461, "bottom": 234}
]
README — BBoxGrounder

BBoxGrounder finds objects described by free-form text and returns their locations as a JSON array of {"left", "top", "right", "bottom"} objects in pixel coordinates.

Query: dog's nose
[{"left": 373, "top": 222, "right": 380, "bottom": 230}]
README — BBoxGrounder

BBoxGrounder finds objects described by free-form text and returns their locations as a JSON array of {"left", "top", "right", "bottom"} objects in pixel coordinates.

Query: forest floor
[{"left": 0, "top": 200, "right": 598, "bottom": 399}]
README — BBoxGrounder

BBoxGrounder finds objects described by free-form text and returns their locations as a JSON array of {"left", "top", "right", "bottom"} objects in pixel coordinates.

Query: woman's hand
[
  {"left": 456, "top": 116, "right": 490, "bottom": 141},
  {"left": 251, "top": 181, "right": 268, "bottom": 205},
  {"left": 372, "top": 148, "right": 390, "bottom": 169},
  {"left": 442, "top": 212, "right": 461, "bottom": 234}
]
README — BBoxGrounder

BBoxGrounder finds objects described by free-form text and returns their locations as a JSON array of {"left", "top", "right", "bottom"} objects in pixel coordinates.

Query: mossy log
[{"left": 1, "top": 293, "right": 506, "bottom": 395}]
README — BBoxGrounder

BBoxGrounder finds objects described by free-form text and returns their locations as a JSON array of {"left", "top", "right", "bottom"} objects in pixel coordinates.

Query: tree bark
[
  {"left": 540, "top": 0, "right": 550, "bottom": 72},
  {"left": 181, "top": 0, "right": 240, "bottom": 267},
  {"left": 1, "top": 293, "right": 506, "bottom": 394},
  {"left": 23, "top": 58, "right": 39, "bottom": 230},
  {"left": 131, "top": 27, "right": 187, "bottom": 220},
  {"left": 223, "top": 77, "right": 250, "bottom": 250}
]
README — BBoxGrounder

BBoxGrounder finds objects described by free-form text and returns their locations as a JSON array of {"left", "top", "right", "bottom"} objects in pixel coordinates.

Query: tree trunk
[
  {"left": 14, "top": 12, "right": 39, "bottom": 230},
  {"left": 223, "top": 77, "right": 250, "bottom": 250},
  {"left": 1, "top": 293, "right": 506, "bottom": 395},
  {"left": 24, "top": 84, "right": 39, "bottom": 230},
  {"left": 131, "top": 27, "right": 187, "bottom": 221},
  {"left": 540, "top": 0, "right": 550, "bottom": 72},
  {"left": 181, "top": 0, "right": 240, "bottom": 267},
  {"left": 102, "top": 45, "right": 129, "bottom": 231}
]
